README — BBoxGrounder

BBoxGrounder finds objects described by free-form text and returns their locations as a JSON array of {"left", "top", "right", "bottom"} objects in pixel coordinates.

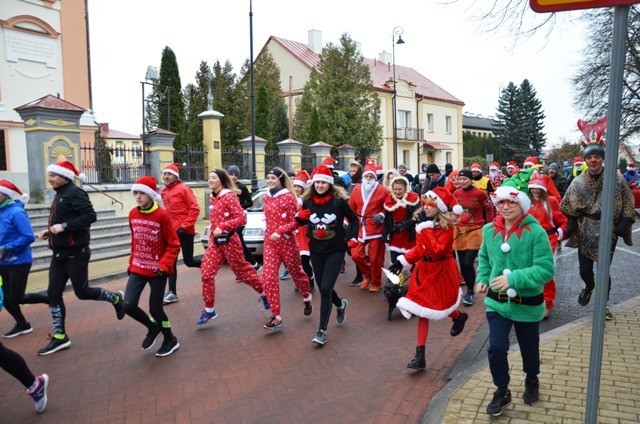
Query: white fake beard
[
  {"left": 362, "top": 180, "right": 376, "bottom": 191},
  {"left": 489, "top": 170, "right": 498, "bottom": 177}
]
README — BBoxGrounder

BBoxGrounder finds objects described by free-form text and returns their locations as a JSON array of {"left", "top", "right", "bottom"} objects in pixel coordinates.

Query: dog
[{"left": 383, "top": 279, "right": 408, "bottom": 321}]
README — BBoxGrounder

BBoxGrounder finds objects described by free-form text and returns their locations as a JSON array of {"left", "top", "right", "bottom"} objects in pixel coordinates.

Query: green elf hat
[{"left": 500, "top": 166, "right": 537, "bottom": 192}]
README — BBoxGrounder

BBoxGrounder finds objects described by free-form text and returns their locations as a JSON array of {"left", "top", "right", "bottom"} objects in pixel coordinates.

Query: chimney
[
  {"left": 100, "top": 123, "right": 109, "bottom": 133},
  {"left": 308, "top": 29, "right": 322, "bottom": 54},
  {"left": 378, "top": 50, "right": 392, "bottom": 65}
]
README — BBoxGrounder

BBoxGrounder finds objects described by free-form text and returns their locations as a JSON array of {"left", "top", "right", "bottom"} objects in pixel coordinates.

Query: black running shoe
[
  {"left": 578, "top": 286, "right": 594, "bottom": 306},
  {"left": 486, "top": 389, "right": 512, "bottom": 416},
  {"left": 523, "top": 378, "right": 539, "bottom": 405},
  {"left": 141, "top": 325, "right": 162, "bottom": 350},
  {"left": 336, "top": 299, "right": 348, "bottom": 325},
  {"left": 304, "top": 299, "right": 313, "bottom": 316},
  {"left": 114, "top": 291, "right": 125, "bottom": 320},
  {"left": 450, "top": 312, "right": 468, "bottom": 337},
  {"left": 3, "top": 322, "right": 33, "bottom": 339},
  {"left": 38, "top": 334, "right": 71, "bottom": 356},
  {"left": 155, "top": 337, "right": 180, "bottom": 357}
]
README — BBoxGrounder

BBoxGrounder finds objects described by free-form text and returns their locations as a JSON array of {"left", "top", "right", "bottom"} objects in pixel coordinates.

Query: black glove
[
  {"left": 388, "top": 261, "right": 403, "bottom": 275},
  {"left": 154, "top": 269, "right": 167, "bottom": 277},
  {"left": 177, "top": 227, "right": 187, "bottom": 236},
  {"left": 373, "top": 214, "right": 385, "bottom": 224},
  {"left": 614, "top": 217, "right": 631, "bottom": 237},
  {"left": 392, "top": 222, "right": 406, "bottom": 233},
  {"left": 565, "top": 217, "right": 575, "bottom": 239}
]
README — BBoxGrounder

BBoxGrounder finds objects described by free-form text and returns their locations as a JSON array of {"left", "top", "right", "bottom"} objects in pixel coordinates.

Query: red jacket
[
  {"left": 348, "top": 182, "right": 387, "bottom": 241},
  {"left": 161, "top": 181, "right": 200, "bottom": 235},
  {"left": 128, "top": 204, "right": 181, "bottom": 277}
]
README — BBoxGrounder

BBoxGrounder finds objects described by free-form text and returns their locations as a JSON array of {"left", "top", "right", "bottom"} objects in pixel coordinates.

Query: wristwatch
[{"left": 61, "top": 222, "right": 68, "bottom": 229}]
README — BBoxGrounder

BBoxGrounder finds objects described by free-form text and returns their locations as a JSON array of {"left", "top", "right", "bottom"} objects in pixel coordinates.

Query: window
[
  {"left": 426, "top": 114, "right": 433, "bottom": 132},
  {"left": 446, "top": 152, "right": 452, "bottom": 164},
  {"left": 0, "top": 130, "right": 6, "bottom": 170},
  {"left": 398, "top": 110, "right": 410, "bottom": 129},
  {"left": 132, "top": 141, "right": 142, "bottom": 157},
  {"left": 115, "top": 142, "right": 124, "bottom": 164},
  {"left": 402, "top": 150, "right": 410, "bottom": 166},
  {"left": 445, "top": 116, "right": 452, "bottom": 134}
]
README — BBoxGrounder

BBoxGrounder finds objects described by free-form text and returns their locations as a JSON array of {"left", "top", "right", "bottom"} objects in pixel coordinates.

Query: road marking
[{"left": 616, "top": 247, "right": 640, "bottom": 258}]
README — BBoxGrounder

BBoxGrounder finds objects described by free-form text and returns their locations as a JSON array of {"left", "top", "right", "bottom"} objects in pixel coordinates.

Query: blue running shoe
[
  {"left": 279, "top": 268, "right": 290, "bottom": 280},
  {"left": 27, "top": 374, "right": 49, "bottom": 413},
  {"left": 196, "top": 309, "right": 217, "bottom": 325}
]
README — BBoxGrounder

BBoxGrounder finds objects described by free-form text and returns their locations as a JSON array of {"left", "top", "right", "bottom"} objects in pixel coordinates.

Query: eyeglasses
[{"left": 496, "top": 200, "right": 519, "bottom": 208}]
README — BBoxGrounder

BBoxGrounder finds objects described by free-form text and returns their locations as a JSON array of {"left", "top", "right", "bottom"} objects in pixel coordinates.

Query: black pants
[
  {"left": 236, "top": 226, "right": 258, "bottom": 266},
  {"left": 0, "top": 341, "right": 35, "bottom": 388},
  {"left": 0, "top": 264, "right": 31, "bottom": 324},
  {"left": 168, "top": 232, "right": 202, "bottom": 295},
  {"left": 578, "top": 239, "right": 616, "bottom": 300},
  {"left": 124, "top": 273, "right": 173, "bottom": 338},
  {"left": 310, "top": 250, "right": 345, "bottom": 331},
  {"left": 301, "top": 255, "right": 315, "bottom": 289},
  {"left": 457, "top": 250, "right": 478, "bottom": 292}
]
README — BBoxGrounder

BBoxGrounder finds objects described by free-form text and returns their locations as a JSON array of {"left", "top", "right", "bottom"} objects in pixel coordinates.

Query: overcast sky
[{"left": 88, "top": 0, "right": 589, "bottom": 148}]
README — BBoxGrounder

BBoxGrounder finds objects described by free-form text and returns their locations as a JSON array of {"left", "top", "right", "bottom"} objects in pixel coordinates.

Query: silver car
[{"left": 202, "top": 188, "right": 267, "bottom": 258}]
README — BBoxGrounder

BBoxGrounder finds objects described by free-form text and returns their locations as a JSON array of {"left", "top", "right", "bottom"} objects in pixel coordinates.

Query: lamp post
[
  {"left": 141, "top": 65, "right": 171, "bottom": 134},
  {"left": 391, "top": 26, "right": 405, "bottom": 169},
  {"left": 249, "top": 0, "right": 258, "bottom": 193}
]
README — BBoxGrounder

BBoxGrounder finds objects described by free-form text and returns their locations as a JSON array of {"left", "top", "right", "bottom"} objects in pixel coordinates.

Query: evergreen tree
[
  {"left": 255, "top": 85, "right": 274, "bottom": 148},
  {"left": 210, "top": 60, "right": 241, "bottom": 149},
  {"left": 463, "top": 131, "right": 500, "bottom": 163},
  {"left": 519, "top": 79, "right": 546, "bottom": 156},
  {"left": 293, "top": 33, "right": 382, "bottom": 153},
  {"left": 183, "top": 61, "right": 210, "bottom": 148},
  {"left": 272, "top": 101, "right": 289, "bottom": 143},
  {"left": 494, "top": 82, "right": 527, "bottom": 163},
  {"left": 157, "top": 46, "right": 186, "bottom": 149}
]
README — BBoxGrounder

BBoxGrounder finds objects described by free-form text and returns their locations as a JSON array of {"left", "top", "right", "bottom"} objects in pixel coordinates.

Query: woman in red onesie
[
  {"left": 261, "top": 168, "right": 312, "bottom": 330},
  {"left": 527, "top": 173, "right": 567, "bottom": 318},
  {"left": 453, "top": 169, "right": 494, "bottom": 306},
  {"left": 383, "top": 176, "right": 420, "bottom": 264},
  {"left": 197, "top": 169, "right": 269, "bottom": 325},
  {"left": 388, "top": 187, "right": 468, "bottom": 370}
]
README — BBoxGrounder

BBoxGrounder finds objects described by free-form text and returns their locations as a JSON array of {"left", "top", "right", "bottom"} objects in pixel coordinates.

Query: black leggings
[
  {"left": 301, "top": 255, "right": 315, "bottom": 289},
  {"left": 124, "top": 273, "right": 173, "bottom": 338},
  {"left": 0, "top": 264, "right": 32, "bottom": 324},
  {"left": 457, "top": 250, "right": 478, "bottom": 292},
  {"left": 236, "top": 226, "right": 258, "bottom": 267},
  {"left": 0, "top": 341, "right": 35, "bottom": 388},
  {"left": 578, "top": 242, "right": 616, "bottom": 300},
  {"left": 310, "top": 250, "right": 345, "bottom": 331},
  {"left": 168, "top": 232, "right": 202, "bottom": 294}
]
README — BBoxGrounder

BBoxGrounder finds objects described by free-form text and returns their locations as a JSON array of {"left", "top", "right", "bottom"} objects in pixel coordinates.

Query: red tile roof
[
  {"left": 15, "top": 94, "right": 86, "bottom": 112},
  {"left": 268, "top": 36, "right": 464, "bottom": 106},
  {"left": 101, "top": 127, "right": 140, "bottom": 140}
]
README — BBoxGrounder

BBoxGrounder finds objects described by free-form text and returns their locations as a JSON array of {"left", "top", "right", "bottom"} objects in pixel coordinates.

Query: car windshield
[{"left": 247, "top": 190, "right": 266, "bottom": 212}]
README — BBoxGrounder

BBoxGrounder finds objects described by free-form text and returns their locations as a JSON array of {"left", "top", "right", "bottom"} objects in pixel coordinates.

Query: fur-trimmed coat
[
  {"left": 383, "top": 191, "right": 420, "bottom": 253},
  {"left": 560, "top": 171, "right": 635, "bottom": 261}
]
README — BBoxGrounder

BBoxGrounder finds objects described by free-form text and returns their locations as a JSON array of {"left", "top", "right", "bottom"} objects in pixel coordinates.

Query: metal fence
[
  {"left": 300, "top": 145, "right": 316, "bottom": 173},
  {"left": 80, "top": 142, "right": 150, "bottom": 184},
  {"left": 264, "top": 148, "right": 286, "bottom": 174},
  {"left": 174, "top": 144, "right": 208, "bottom": 182},
  {"left": 221, "top": 149, "right": 251, "bottom": 178}
]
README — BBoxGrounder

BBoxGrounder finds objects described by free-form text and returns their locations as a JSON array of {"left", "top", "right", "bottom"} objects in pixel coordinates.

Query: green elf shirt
[{"left": 477, "top": 213, "right": 555, "bottom": 322}]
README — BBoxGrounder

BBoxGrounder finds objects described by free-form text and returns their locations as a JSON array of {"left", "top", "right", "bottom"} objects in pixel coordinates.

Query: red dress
[{"left": 396, "top": 221, "right": 461, "bottom": 320}]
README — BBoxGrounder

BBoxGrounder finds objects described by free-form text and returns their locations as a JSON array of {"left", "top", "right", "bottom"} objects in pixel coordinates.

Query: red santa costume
[
  {"left": 523, "top": 156, "right": 562, "bottom": 202},
  {"left": 262, "top": 172, "right": 311, "bottom": 322},
  {"left": 293, "top": 170, "right": 316, "bottom": 291},
  {"left": 383, "top": 176, "right": 419, "bottom": 258},
  {"left": 391, "top": 188, "right": 468, "bottom": 370},
  {"left": 528, "top": 174, "right": 568, "bottom": 312},
  {"left": 505, "top": 160, "right": 519, "bottom": 177},
  {"left": 487, "top": 161, "right": 504, "bottom": 188},
  {"left": 348, "top": 163, "right": 389, "bottom": 291},
  {"left": 200, "top": 187, "right": 265, "bottom": 310}
]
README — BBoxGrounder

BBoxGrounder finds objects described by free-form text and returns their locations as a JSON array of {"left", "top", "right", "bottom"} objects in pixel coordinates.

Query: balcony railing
[{"left": 395, "top": 127, "right": 424, "bottom": 141}]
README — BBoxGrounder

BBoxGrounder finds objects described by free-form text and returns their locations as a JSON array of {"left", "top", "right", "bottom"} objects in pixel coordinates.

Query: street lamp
[
  {"left": 249, "top": 0, "right": 258, "bottom": 193},
  {"left": 141, "top": 65, "right": 171, "bottom": 134},
  {"left": 392, "top": 26, "right": 405, "bottom": 169}
]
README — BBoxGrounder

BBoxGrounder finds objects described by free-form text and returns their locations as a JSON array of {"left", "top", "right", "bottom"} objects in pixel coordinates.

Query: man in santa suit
[
  {"left": 348, "top": 162, "right": 388, "bottom": 292},
  {"left": 487, "top": 162, "right": 504, "bottom": 187}
]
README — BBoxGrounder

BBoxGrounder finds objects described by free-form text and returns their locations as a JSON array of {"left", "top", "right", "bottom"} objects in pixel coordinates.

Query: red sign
[{"left": 531, "top": 0, "right": 640, "bottom": 12}]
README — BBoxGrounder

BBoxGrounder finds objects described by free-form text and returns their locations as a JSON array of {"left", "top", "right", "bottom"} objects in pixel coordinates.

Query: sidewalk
[{"left": 425, "top": 294, "right": 640, "bottom": 423}]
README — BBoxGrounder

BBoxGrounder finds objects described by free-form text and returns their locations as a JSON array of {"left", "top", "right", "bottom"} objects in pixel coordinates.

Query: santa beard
[{"left": 362, "top": 179, "right": 376, "bottom": 192}]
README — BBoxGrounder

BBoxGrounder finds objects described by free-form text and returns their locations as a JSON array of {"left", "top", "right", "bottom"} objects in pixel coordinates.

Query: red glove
[
  {"left": 347, "top": 239, "right": 358, "bottom": 249},
  {"left": 298, "top": 209, "right": 311, "bottom": 220}
]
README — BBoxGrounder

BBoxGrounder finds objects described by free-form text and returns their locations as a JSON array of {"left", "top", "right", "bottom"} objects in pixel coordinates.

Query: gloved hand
[
  {"left": 347, "top": 239, "right": 358, "bottom": 249},
  {"left": 392, "top": 222, "right": 406, "bottom": 233},
  {"left": 154, "top": 269, "right": 167, "bottom": 277},
  {"left": 565, "top": 217, "right": 575, "bottom": 239},
  {"left": 177, "top": 227, "right": 187, "bottom": 236},
  {"left": 298, "top": 209, "right": 311, "bottom": 220},
  {"left": 614, "top": 217, "right": 631, "bottom": 237},
  {"left": 372, "top": 214, "right": 385, "bottom": 224},
  {"left": 388, "top": 261, "right": 403, "bottom": 275}
]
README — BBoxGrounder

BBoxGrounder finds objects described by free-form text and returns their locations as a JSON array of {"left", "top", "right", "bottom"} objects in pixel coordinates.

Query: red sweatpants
[
  {"left": 201, "top": 233, "right": 263, "bottom": 308},
  {"left": 351, "top": 237, "right": 385, "bottom": 289}
]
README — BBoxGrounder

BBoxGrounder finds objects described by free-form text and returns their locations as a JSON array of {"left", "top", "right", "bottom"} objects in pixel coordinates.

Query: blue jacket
[{"left": 0, "top": 200, "right": 34, "bottom": 266}]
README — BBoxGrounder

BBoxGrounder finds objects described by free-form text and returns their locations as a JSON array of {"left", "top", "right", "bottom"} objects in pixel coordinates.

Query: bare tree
[{"left": 572, "top": 7, "right": 640, "bottom": 142}]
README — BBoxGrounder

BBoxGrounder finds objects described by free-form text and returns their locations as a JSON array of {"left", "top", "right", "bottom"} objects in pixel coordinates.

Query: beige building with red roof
[
  {"left": 1, "top": 0, "right": 94, "bottom": 187},
  {"left": 262, "top": 30, "right": 464, "bottom": 173}
]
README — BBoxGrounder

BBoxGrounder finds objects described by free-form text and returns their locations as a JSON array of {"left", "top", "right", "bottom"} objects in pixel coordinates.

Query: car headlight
[{"left": 243, "top": 228, "right": 264, "bottom": 238}]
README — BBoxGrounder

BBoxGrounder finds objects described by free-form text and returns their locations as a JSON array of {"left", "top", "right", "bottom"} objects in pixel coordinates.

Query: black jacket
[
  {"left": 236, "top": 181, "right": 253, "bottom": 210},
  {"left": 48, "top": 182, "right": 97, "bottom": 251}
]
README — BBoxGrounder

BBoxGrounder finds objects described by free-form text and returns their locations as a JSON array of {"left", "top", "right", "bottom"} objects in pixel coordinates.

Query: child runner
[
  {"left": 292, "top": 170, "right": 316, "bottom": 293},
  {"left": 389, "top": 188, "right": 468, "bottom": 370},
  {"left": 476, "top": 181, "right": 554, "bottom": 416},
  {"left": 383, "top": 176, "right": 420, "bottom": 264},
  {"left": 197, "top": 170, "right": 269, "bottom": 324},
  {"left": 261, "top": 167, "right": 312, "bottom": 330},
  {"left": 123, "top": 176, "right": 181, "bottom": 357},
  {"left": 299, "top": 165, "right": 359, "bottom": 345}
]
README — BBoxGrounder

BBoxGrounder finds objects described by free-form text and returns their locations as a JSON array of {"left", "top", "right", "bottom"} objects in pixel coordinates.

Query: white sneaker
[{"left": 163, "top": 292, "right": 179, "bottom": 304}]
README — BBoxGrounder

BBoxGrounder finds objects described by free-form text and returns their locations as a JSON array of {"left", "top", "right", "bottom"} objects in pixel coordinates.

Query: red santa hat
[
  {"left": 470, "top": 163, "right": 482, "bottom": 172},
  {"left": 366, "top": 158, "right": 376, "bottom": 166},
  {"left": 0, "top": 180, "right": 29, "bottom": 201},
  {"left": 506, "top": 161, "right": 518, "bottom": 169},
  {"left": 424, "top": 187, "right": 463, "bottom": 215},
  {"left": 163, "top": 162, "right": 186, "bottom": 177},
  {"left": 321, "top": 157, "right": 337, "bottom": 169},
  {"left": 573, "top": 156, "right": 584, "bottom": 165},
  {"left": 627, "top": 163, "right": 635, "bottom": 171},
  {"left": 523, "top": 156, "right": 539, "bottom": 167},
  {"left": 47, "top": 160, "right": 86, "bottom": 182},
  {"left": 375, "top": 165, "right": 384, "bottom": 176},
  {"left": 489, "top": 162, "right": 500, "bottom": 171},
  {"left": 311, "top": 165, "right": 334, "bottom": 185},
  {"left": 528, "top": 173, "right": 548, "bottom": 192},
  {"left": 362, "top": 162, "right": 377, "bottom": 178},
  {"left": 131, "top": 176, "right": 160, "bottom": 201},
  {"left": 293, "top": 170, "right": 311, "bottom": 189}
]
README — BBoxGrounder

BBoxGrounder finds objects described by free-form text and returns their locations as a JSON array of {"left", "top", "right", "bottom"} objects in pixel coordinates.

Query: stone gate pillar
[
  {"left": 142, "top": 129, "right": 177, "bottom": 180},
  {"left": 309, "top": 141, "right": 333, "bottom": 167},
  {"left": 336, "top": 144, "right": 357, "bottom": 172},
  {"left": 199, "top": 109, "right": 224, "bottom": 172},
  {"left": 276, "top": 138, "right": 303, "bottom": 172},
  {"left": 239, "top": 135, "right": 268, "bottom": 180}
]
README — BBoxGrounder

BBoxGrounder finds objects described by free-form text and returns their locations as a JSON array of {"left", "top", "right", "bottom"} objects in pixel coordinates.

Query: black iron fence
[
  {"left": 264, "top": 149, "right": 286, "bottom": 175},
  {"left": 80, "top": 142, "right": 150, "bottom": 184},
  {"left": 174, "top": 144, "right": 208, "bottom": 182},
  {"left": 221, "top": 149, "right": 251, "bottom": 178},
  {"left": 300, "top": 145, "right": 316, "bottom": 173}
]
